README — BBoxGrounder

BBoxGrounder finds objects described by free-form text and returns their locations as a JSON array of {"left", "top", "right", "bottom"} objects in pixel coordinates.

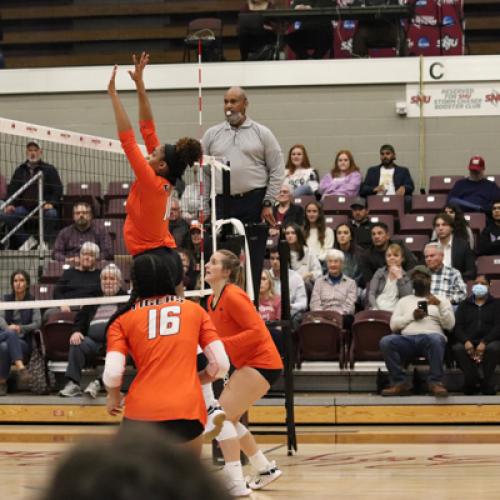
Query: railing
[{"left": 0, "top": 171, "right": 45, "bottom": 249}]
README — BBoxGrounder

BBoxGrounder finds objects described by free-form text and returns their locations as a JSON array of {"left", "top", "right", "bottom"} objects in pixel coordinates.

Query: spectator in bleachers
[
  {"left": 368, "top": 243, "right": 412, "bottom": 311},
  {"left": 178, "top": 248, "right": 199, "bottom": 291},
  {"left": 59, "top": 264, "right": 125, "bottom": 398},
  {"left": 259, "top": 269, "right": 281, "bottom": 322},
  {"left": 360, "top": 144, "right": 414, "bottom": 211},
  {"left": 333, "top": 223, "right": 364, "bottom": 288},
  {"left": 349, "top": 196, "right": 372, "bottom": 249},
  {"left": 47, "top": 242, "right": 102, "bottom": 318},
  {"left": 477, "top": 199, "right": 500, "bottom": 256},
  {"left": 318, "top": 150, "right": 362, "bottom": 199},
  {"left": 448, "top": 156, "right": 500, "bottom": 213},
  {"left": 179, "top": 163, "right": 201, "bottom": 220},
  {"left": 437, "top": 203, "right": 475, "bottom": 249},
  {"left": 424, "top": 242, "right": 467, "bottom": 306},
  {"left": 53, "top": 201, "right": 113, "bottom": 265},
  {"left": 303, "top": 201, "right": 333, "bottom": 264},
  {"left": 269, "top": 183, "right": 304, "bottom": 238},
  {"left": 268, "top": 247, "right": 307, "bottom": 327},
  {"left": 169, "top": 198, "right": 191, "bottom": 249},
  {"left": 238, "top": 0, "right": 277, "bottom": 61},
  {"left": 285, "top": 1, "right": 333, "bottom": 60},
  {"left": 452, "top": 275, "right": 500, "bottom": 395},
  {"left": 284, "top": 222, "right": 322, "bottom": 292},
  {"left": 431, "top": 213, "right": 476, "bottom": 280},
  {"left": 2, "top": 141, "right": 63, "bottom": 250},
  {"left": 309, "top": 249, "right": 357, "bottom": 329},
  {"left": 188, "top": 221, "right": 202, "bottom": 274},
  {"left": 361, "top": 222, "right": 417, "bottom": 283},
  {"left": 284, "top": 144, "right": 319, "bottom": 197},
  {"left": 0, "top": 269, "right": 40, "bottom": 396},
  {"left": 380, "top": 265, "right": 454, "bottom": 397}
]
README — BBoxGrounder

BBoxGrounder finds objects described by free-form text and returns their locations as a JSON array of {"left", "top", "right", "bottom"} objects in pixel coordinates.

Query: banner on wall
[{"left": 406, "top": 82, "right": 500, "bottom": 117}]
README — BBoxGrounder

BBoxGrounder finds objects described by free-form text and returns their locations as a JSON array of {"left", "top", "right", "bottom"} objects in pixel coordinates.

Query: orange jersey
[
  {"left": 107, "top": 295, "right": 219, "bottom": 423},
  {"left": 120, "top": 120, "right": 176, "bottom": 256},
  {"left": 207, "top": 284, "right": 283, "bottom": 370}
]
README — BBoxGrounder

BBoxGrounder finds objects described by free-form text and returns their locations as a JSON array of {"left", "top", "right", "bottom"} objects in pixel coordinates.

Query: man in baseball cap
[
  {"left": 349, "top": 197, "right": 371, "bottom": 249},
  {"left": 447, "top": 155, "right": 500, "bottom": 213}
]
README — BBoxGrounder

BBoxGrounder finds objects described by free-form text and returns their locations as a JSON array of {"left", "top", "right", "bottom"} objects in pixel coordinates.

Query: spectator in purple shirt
[
  {"left": 53, "top": 202, "right": 113, "bottom": 265},
  {"left": 318, "top": 150, "right": 362, "bottom": 199}
]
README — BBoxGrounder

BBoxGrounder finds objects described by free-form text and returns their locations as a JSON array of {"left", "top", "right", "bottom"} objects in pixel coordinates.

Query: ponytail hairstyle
[
  {"left": 105, "top": 253, "right": 177, "bottom": 334},
  {"left": 163, "top": 137, "right": 202, "bottom": 185},
  {"left": 217, "top": 249, "right": 245, "bottom": 289}
]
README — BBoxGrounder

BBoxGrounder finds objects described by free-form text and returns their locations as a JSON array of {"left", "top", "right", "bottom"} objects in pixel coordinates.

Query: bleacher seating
[
  {"left": 293, "top": 195, "right": 316, "bottom": 209},
  {"left": 368, "top": 214, "right": 394, "bottom": 236},
  {"left": 104, "top": 199, "right": 127, "bottom": 219},
  {"left": 62, "top": 181, "right": 102, "bottom": 222},
  {"left": 463, "top": 212, "right": 487, "bottom": 234},
  {"left": 476, "top": 255, "right": 500, "bottom": 279},
  {"left": 393, "top": 234, "right": 430, "bottom": 256},
  {"left": 429, "top": 175, "right": 463, "bottom": 194},
  {"left": 398, "top": 213, "right": 434, "bottom": 235},
  {"left": 324, "top": 215, "right": 349, "bottom": 231},
  {"left": 30, "top": 283, "right": 55, "bottom": 301},
  {"left": 322, "top": 195, "right": 355, "bottom": 215},
  {"left": 367, "top": 195, "right": 404, "bottom": 219},
  {"left": 40, "top": 261, "right": 70, "bottom": 284},
  {"left": 98, "top": 219, "right": 127, "bottom": 255},
  {"left": 411, "top": 194, "right": 447, "bottom": 214}
]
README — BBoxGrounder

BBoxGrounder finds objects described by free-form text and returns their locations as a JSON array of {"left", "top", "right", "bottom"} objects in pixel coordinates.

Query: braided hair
[{"left": 105, "top": 253, "right": 177, "bottom": 334}]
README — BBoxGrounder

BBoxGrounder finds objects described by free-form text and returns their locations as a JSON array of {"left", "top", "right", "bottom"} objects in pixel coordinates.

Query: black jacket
[
  {"left": 273, "top": 203, "right": 305, "bottom": 228},
  {"left": 477, "top": 223, "right": 500, "bottom": 256},
  {"left": 7, "top": 161, "right": 63, "bottom": 209},
  {"left": 350, "top": 217, "right": 372, "bottom": 249},
  {"left": 54, "top": 268, "right": 101, "bottom": 300},
  {"left": 360, "top": 164, "right": 415, "bottom": 197},
  {"left": 454, "top": 294, "right": 500, "bottom": 344}
]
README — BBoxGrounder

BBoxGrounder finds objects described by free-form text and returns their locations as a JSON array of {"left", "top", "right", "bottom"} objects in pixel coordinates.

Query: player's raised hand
[
  {"left": 128, "top": 52, "right": 150, "bottom": 85},
  {"left": 108, "top": 65, "right": 118, "bottom": 96}
]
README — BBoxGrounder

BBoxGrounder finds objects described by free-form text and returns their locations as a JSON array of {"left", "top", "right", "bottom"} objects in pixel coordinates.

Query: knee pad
[
  {"left": 234, "top": 422, "right": 249, "bottom": 439},
  {"left": 216, "top": 420, "right": 237, "bottom": 442}
]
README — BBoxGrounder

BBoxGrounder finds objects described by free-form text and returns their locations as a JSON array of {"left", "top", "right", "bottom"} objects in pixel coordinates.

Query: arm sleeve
[
  {"left": 291, "top": 275, "right": 308, "bottom": 315},
  {"left": 53, "top": 229, "right": 68, "bottom": 261},
  {"left": 261, "top": 127, "right": 285, "bottom": 203},
  {"left": 20, "top": 308, "right": 41, "bottom": 335},
  {"left": 309, "top": 280, "right": 321, "bottom": 311},
  {"left": 203, "top": 339, "right": 230, "bottom": 379},
  {"left": 103, "top": 351, "right": 126, "bottom": 388},
  {"left": 437, "top": 299, "right": 455, "bottom": 331},
  {"left": 324, "top": 227, "right": 335, "bottom": 252},
  {"left": 367, "top": 270, "right": 382, "bottom": 309},
  {"left": 401, "top": 168, "right": 414, "bottom": 195},
  {"left": 309, "top": 252, "right": 323, "bottom": 280},
  {"left": 70, "top": 305, "right": 97, "bottom": 334},
  {"left": 119, "top": 128, "right": 165, "bottom": 192},
  {"left": 97, "top": 225, "right": 114, "bottom": 261},
  {"left": 451, "top": 272, "right": 467, "bottom": 304},
  {"left": 106, "top": 318, "right": 129, "bottom": 356},
  {"left": 390, "top": 300, "right": 415, "bottom": 331},
  {"left": 318, "top": 174, "right": 331, "bottom": 196},
  {"left": 453, "top": 303, "right": 469, "bottom": 343},
  {"left": 344, "top": 171, "right": 362, "bottom": 197},
  {"left": 220, "top": 290, "right": 272, "bottom": 354},
  {"left": 46, "top": 166, "right": 63, "bottom": 205},
  {"left": 139, "top": 119, "right": 160, "bottom": 155},
  {"left": 360, "top": 168, "right": 377, "bottom": 197}
]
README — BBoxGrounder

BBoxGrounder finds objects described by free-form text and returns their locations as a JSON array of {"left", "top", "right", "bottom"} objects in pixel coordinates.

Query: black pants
[
  {"left": 452, "top": 341, "right": 500, "bottom": 391},
  {"left": 215, "top": 188, "right": 268, "bottom": 302},
  {"left": 65, "top": 337, "right": 103, "bottom": 384}
]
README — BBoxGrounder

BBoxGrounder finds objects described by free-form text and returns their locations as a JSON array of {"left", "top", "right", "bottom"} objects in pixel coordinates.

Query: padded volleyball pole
[{"left": 278, "top": 237, "right": 297, "bottom": 455}]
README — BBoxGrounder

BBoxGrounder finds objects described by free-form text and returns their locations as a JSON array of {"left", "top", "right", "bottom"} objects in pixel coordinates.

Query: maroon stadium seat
[
  {"left": 324, "top": 214, "right": 349, "bottom": 231},
  {"left": 30, "top": 283, "right": 55, "bottom": 301},
  {"left": 392, "top": 234, "right": 430, "bottom": 255},
  {"left": 428, "top": 175, "right": 463, "bottom": 194},
  {"left": 486, "top": 175, "right": 500, "bottom": 185},
  {"left": 41, "top": 311, "right": 77, "bottom": 362},
  {"left": 40, "top": 261, "right": 71, "bottom": 284},
  {"left": 367, "top": 195, "right": 404, "bottom": 219},
  {"left": 0, "top": 174, "right": 7, "bottom": 201},
  {"left": 98, "top": 218, "right": 127, "bottom": 255},
  {"left": 104, "top": 198, "right": 127, "bottom": 219},
  {"left": 293, "top": 195, "right": 316, "bottom": 209},
  {"left": 464, "top": 213, "right": 487, "bottom": 234},
  {"left": 322, "top": 195, "right": 356, "bottom": 215},
  {"left": 398, "top": 213, "right": 434, "bottom": 235},
  {"left": 105, "top": 180, "right": 132, "bottom": 200},
  {"left": 368, "top": 214, "right": 394, "bottom": 236},
  {"left": 62, "top": 182, "right": 102, "bottom": 222},
  {"left": 348, "top": 310, "right": 392, "bottom": 368},
  {"left": 411, "top": 194, "right": 447, "bottom": 214},
  {"left": 297, "top": 311, "right": 346, "bottom": 369},
  {"left": 476, "top": 256, "right": 500, "bottom": 279}
]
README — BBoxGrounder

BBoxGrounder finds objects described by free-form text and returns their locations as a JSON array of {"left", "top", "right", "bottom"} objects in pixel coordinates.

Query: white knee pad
[
  {"left": 234, "top": 422, "right": 249, "bottom": 439},
  {"left": 216, "top": 420, "right": 237, "bottom": 442}
]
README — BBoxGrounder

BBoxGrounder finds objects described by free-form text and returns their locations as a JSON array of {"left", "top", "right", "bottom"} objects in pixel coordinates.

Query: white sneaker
[
  {"left": 19, "top": 236, "right": 37, "bottom": 251},
  {"left": 204, "top": 404, "right": 226, "bottom": 441},
  {"left": 59, "top": 380, "right": 82, "bottom": 397},
  {"left": 83, "top": 379, "right": 102, "bottom": 399},
  {"left": 247, "top": 461, "right": 282, "bottom": 490},
  {"left": 226, "top": 479, "right": 252, "bottom": 498}
]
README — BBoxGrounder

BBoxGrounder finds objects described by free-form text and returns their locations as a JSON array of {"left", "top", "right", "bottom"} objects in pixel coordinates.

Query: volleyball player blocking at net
[
  {"left": 103, "top": 253, "right": 229, "bottom": 457},
  {"left": 205, "top": 250, "right": 284, "bottom": 497},
  {"left": 107, "top": 53, "right": 202, "bottom": 295}
]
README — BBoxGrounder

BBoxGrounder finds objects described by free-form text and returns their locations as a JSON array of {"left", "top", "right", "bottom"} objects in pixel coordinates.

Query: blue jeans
[
  {"left": 379, "top": 333, "right": 446, "bottom": 385},
  {"left": 0, "top": 330, "right": 31, "bottom": 380},
  {"left": 447, "top": 196, "right": 483, "bottom": 213},
  {"left": 2, "top": 205, "right": 58, "bottom": 248}
]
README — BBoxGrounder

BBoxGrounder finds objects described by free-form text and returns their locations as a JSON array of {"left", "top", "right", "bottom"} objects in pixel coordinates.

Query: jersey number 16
[{"left": 148, "top": 305, "right": 181, "bottom": 340}]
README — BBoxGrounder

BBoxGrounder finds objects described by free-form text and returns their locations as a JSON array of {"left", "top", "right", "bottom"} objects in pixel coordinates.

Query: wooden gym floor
[{"left": 2, "top": 425, "right": 500, "bottom": 500}]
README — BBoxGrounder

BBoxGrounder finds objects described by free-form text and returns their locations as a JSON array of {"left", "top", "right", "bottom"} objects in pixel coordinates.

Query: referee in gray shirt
[{"left": 202, "top": 86, "right": 285, "bottom": 299}]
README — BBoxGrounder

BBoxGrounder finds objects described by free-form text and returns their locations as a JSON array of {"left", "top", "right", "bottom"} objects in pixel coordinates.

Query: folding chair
[{"left": 40, "top": 311, "right": 77, "bottom": 362}]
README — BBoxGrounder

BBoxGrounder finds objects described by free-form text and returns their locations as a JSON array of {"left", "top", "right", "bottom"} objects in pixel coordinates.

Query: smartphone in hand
[{"left": 417, "top": 300, "right": 428, "bottom": 315}]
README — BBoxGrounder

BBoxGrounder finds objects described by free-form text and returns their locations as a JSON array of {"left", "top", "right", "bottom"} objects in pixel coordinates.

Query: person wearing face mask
[
  {"left": 380, "top": 266, "right": 455, "bottom": 397},
  {"left": 202, "top": 86, "right": 285, "bottom": 300},
  {"left": 59, "top": 264, "right": 127, "bottom": 398},
  {"left": 452, "top": 276, "right": 500, "bottom": 395}
]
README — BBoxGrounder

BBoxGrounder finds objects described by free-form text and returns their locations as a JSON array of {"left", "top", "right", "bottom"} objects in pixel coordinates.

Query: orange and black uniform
[
  {"left": 107, "top": 296, "right": 219, "bottom": 427},
  {"left": 119, "top": 120, "right": 176, "bottom": 255},
  {"left": 207, "top": 284, "right": 282, "bottom": 384}
]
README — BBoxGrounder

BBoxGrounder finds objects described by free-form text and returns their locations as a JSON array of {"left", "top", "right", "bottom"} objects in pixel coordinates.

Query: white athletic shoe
[
  {"left": 226, "top": 479, "right": 252, "bottom": 498},
  {"left": 59, "top": 380, "right": 82, "bottom": 397},
  {"left": 83, "top": 379, "right": 102, "bottom": 399},
  {"left": 247, "top": 461, "right": 282, "bottom": 490},
  {"left": 204, "top": 404, "right": 226, "bottom": 441}
]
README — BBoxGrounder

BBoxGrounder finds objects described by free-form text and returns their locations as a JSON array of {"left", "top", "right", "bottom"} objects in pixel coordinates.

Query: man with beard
[
  {"left": 380, "top": 265, "right": 455, "bottom": 397},
  {"left": 360, "top": 144, "right": 414, "bottom": 211},
  {"left": 202, "top": 86, "right": 284, "bottom": 299},
  {"left": 53, "top": 202, "right": 113, "bottom": 265}
]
